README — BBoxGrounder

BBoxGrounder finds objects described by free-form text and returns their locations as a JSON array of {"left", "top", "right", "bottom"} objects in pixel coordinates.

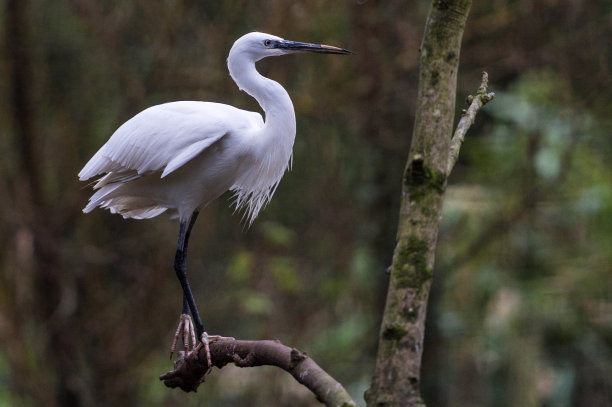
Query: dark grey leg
[{"left": 173, "top": 211, "right": 204, "bottom": 339}]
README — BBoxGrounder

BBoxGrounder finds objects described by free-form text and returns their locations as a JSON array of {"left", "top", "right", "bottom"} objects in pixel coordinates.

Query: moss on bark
[{"left": 366, "top": 1, "right": 472, "bottom": 407}]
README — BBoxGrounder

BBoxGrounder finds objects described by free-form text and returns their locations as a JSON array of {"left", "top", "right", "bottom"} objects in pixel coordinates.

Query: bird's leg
[{"left": 172, "top": 211, "right": 205, "bottom": 355}]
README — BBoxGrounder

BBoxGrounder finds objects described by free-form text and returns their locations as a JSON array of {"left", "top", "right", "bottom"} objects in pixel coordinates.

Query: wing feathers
[
  {"left": 161, "top": 133, "right": 226, "bottom": 178},
  {"left": 78, "top": 101, "right": 266, "bottom": 220},
  {"left": 79, "top": 102, "right": 253, "bottom": 181}
]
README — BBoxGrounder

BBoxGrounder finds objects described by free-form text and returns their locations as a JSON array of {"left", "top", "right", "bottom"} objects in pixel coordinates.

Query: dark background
[{"left": 0, "top": 1, "right": 610, "bottom": 406}]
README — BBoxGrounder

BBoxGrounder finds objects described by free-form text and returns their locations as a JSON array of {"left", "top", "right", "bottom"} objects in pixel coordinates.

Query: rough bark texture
[
  {"left": 160, "top": 338, "right": 357, "bottom": 407},
  {"left": 365, "top": 1, "right": 472, "bottom": 406}
]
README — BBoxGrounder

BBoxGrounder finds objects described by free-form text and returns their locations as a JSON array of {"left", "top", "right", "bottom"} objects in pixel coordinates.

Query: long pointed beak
[{"left": 276, "top": 40, "right": 353, "bottom": 55}]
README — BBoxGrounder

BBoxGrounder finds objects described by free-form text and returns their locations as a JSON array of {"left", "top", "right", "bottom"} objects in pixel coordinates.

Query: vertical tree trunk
[
  {"left": 365, "top": 1, "right": 472, "bottom": 406},
  {"left": 6, "top": 0, "right": 41, "bottom": 205},
  {"left": 6, "top": 1, "right": 83, "bottom": 406}
]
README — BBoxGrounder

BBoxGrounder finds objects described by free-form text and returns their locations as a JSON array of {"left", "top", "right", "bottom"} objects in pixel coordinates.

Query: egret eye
[{"left": 264, "top": 40, "right": 272, "bottom": 47}]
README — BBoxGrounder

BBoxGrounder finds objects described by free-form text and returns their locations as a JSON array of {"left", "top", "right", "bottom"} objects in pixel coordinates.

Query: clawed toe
[
  {"left": 170, "top": 314, "right": 197, "bottom": 358},
  {"left": 193, "top": 332, "right": 235, "bottom": 373}
]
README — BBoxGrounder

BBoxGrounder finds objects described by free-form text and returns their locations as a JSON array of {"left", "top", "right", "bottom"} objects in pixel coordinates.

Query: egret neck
[{"left": 227, "top": 50, "right": 297, "bottom": 150}]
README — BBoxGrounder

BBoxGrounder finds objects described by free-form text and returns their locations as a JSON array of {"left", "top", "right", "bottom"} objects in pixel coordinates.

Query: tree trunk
[
  {"left": 365, "top": 1, "right": 472, "bottom": 406},
  {"left": 6, "top": 1, "right": 83, "bottom": 405}
]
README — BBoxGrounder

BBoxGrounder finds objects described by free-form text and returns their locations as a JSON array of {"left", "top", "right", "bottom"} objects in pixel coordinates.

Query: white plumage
[
  {"left": 80, "top": 33, "right": 295, "bottom": 224},
  {"left": 78, "top": 32, "right": 351, "bottom": 349},
  {"left": 79, "top": 99, "right": 274, "bottom": 223}
]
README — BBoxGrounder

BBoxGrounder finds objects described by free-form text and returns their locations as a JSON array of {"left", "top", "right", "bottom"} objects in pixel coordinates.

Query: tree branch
[
  {"left": 447, "top": 71, "right": 495, "bottom": 175},
  {"left": 160, "top": 338, "right": 357, "bottom": 407}
]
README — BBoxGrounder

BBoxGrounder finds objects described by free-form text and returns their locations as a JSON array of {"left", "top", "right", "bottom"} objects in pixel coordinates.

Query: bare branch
[
  {"left": 160, "top": 338, "right": 357, "bottom": 407},
  {"left": 447, "top": 72, "right": 495, "bottom": 175}
]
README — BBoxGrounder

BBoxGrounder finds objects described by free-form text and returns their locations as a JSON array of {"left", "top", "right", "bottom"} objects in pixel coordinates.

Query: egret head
[{"left": 229, "top": 32, "right": 352, "bottom": 63}]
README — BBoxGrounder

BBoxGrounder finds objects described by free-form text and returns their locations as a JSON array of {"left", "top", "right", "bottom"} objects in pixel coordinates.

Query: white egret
[{"left": 79, "top": 32, "right": 351, "bottom": 356}]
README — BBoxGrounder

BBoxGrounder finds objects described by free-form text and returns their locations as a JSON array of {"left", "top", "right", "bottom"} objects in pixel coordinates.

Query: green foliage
[{"left": 429, "top": 63, "right": 612, "bottom": 406}]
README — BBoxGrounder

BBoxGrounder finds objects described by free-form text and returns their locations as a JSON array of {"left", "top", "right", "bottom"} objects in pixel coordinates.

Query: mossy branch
[
  {"left": 366, "top": 1, "right": 473, "bottom": 406},
  {"left": 160, "top": 338, "right": 357, "bottom": 407},
  {"left": 447, "top": 71, "right": 495, "bottom": 175}
]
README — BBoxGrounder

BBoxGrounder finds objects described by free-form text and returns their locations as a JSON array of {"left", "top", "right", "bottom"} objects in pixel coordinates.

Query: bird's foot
[
  {"left": 192, "top": 332, "right": 236, "bottom": 373},
  {"left": 170, "top": 314, "right": 197, "bottom": 358}
]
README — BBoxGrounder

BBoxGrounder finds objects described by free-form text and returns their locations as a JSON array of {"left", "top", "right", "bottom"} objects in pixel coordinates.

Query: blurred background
[{"left": 0, "top": 1, "right": 610, "bottom": 406}]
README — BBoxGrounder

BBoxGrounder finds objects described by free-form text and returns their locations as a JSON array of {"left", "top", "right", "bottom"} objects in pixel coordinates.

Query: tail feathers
[
  {"left": 93, "top": 171, "right": 142, "bottom": 189},
  {"left": 83, "top": 186, "right": 168, "bottom": 219},
  {"left": 117, "top": 206, "right": 167, "bottom": 219}
]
